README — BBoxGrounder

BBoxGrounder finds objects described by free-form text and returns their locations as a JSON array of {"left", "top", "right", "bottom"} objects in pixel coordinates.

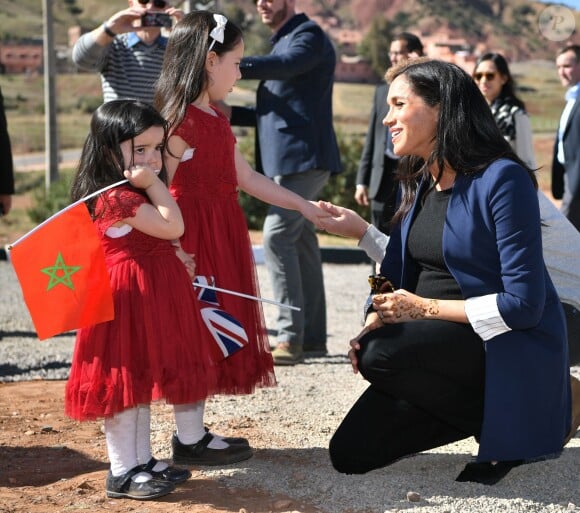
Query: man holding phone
[{"left": 72, "top": 0, "right": 183, "bottom": 105}]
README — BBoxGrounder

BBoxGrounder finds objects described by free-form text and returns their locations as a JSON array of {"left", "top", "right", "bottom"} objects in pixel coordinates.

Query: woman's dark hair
[
  {"left": 473, "top": 52, "right": 525, "bottom": 110},
  {"left": 154, "top": 11, "right": 243, "bottom": 130},
  {"left": 70, "top": 99, "right": 168, "bottom": 214},
  {"left": 386, "top": 59, "right": 537, "bottom": 221}
]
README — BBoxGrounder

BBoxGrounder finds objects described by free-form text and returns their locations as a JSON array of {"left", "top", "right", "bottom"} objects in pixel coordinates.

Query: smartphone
[{"left": 141, "top": 12, "right": 172, "bottom": 29}]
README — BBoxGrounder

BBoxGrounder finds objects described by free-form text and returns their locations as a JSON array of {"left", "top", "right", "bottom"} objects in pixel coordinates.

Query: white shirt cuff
[
  {"left": 358, "top": 224, "right": 389, "bottom": 264},
  {"left": 464, "top": 294, "right": 511, "bottom": 341}
]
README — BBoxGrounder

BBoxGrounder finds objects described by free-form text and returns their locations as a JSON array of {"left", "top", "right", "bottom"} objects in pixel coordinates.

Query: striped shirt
[{"left": 72, "top": 32, "right": 167, "bottom": 105}]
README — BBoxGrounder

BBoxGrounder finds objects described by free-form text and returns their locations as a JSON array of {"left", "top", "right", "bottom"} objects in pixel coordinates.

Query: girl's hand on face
[
  {"left": 123, "top": 165, "right": 159, "bottom": 190},
  {"left": 373, "top": 289, "right": 437, "bottom": 323}
]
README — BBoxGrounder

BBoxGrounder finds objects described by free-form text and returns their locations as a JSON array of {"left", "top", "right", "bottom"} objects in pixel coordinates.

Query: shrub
[
  {"left": 77, "top": 95, "right": 103, "bottom": 114},
  {"left": 239, "top": 130, "right": 368, "bottom": 230},
  {"left": 28, "top": 175, "right": 73, "bottom": 224}
]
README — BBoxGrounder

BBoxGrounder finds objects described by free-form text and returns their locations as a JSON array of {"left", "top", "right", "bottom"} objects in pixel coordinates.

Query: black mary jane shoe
[
  {"left": 204, "top": 426, "right": 250, "bottom": 446},
  {"left": 105, "top": 467, "right": 175, "bottom": 500},
  {"left": 172, "top": 432, "right": 253, "bottom": 466},
  {"left": 141, "top": 457, "right": 192, "bottom": 484}
]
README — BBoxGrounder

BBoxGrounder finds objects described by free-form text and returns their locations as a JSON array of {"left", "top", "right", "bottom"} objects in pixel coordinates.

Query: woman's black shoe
[
  {"left": 105, "top": 467, "right": 175, "bottom": 500},
  {"left": 172, "top": 432, "right": 253, "bottom": 466},
  {"left": 141, "top": 457, "right": 191, "bottom": 484},
  {"left": 455, "top": 460, "right": 523, "bottom": 485}
]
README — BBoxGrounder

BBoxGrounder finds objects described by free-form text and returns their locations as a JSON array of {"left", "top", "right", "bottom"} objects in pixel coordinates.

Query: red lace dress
[
  {"left": 171, "top": 104, "right": 276, "bottom": 394},
  {"left": 65, "top": 187, "right": 218, "bottom": 421}
]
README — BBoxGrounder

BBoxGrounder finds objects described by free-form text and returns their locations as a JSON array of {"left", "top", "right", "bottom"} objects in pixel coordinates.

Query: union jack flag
[{"left": 193, "top": 276, "right": 249, "bottom": 361}]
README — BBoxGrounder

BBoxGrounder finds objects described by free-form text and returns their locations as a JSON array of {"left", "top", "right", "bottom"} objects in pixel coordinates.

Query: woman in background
[{"left": 473, "top": 52, "right": 536, "bottom": 168}]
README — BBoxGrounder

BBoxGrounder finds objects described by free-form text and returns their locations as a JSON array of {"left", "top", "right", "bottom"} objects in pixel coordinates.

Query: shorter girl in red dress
[{"left": 65, "top": 100, "right": 219, "bottom": 501}]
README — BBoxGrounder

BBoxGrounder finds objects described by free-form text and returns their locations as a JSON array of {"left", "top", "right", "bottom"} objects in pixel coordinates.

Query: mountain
[
  {"left": 0, "top": 0, "right": 578, "bottom": 61},
  {"left": 294, "top": 0, "right": 580, "bottom": 61}
]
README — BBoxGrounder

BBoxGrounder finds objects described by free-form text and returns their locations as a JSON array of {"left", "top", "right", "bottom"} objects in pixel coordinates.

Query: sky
[{"left": 539, "top": 0, "right": 580, "bottom": 9}]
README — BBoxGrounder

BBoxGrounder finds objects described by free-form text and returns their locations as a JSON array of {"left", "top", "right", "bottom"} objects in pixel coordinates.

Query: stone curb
[
  {"left": 252, "top": 245, "right": 369, "bottom": 265},
  {"left": 0, "top": 245, "right": 370, "bottom": 265}
]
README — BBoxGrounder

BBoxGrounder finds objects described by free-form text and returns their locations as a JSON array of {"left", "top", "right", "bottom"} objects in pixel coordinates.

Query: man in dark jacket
[
  {"left": 552, "top": 44, "right": 580, "bottom": 231},
  {"left": 0, "top": 87, "right": 15, "bottom": 217},
  {"left": 229, "top": 0, "right": 341, "bottom": 365},
  {"left": 355, "top": 33, "right": 423, "bottom": 235}
]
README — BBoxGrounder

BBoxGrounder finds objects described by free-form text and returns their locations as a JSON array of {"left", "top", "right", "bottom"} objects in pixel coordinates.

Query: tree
[{"left": 358, "top": 16, "right": 392, "bottom": 79}]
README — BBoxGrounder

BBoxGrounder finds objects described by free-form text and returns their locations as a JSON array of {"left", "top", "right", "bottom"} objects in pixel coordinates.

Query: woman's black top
[{"left": 407, "top": 187, "right": 463, "bottom": 300}]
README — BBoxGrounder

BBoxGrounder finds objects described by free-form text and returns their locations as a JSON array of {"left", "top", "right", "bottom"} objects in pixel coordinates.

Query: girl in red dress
[
  {"left": 65, "top": 100, "right": 221, "bottom": 500},
  {"left": 154, "top": 11, "right": 325, "bottom": 463}
]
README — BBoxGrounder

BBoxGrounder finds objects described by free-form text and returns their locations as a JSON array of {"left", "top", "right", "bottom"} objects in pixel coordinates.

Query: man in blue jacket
[{"left": 228, "top": 0, "right": 342, "bottom": 365}]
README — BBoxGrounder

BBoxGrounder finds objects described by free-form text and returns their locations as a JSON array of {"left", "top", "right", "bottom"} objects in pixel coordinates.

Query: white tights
[
  {"left": 173, "top": 400, "right": 227, "bottom": 449},
  {"left": 105, "top": 400, "right": 229, "bottom": 478},
  {"left": 105, "top": 405, "right": 167, "bottom": 479}
]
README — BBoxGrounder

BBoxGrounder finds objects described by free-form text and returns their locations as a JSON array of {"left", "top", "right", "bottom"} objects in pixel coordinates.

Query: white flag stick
[
  {"left": 9, "top": 179, "right": 129, "bottom": 249},
  {"left": 194, "top": 282, "right": 301, "bottom": 311}
]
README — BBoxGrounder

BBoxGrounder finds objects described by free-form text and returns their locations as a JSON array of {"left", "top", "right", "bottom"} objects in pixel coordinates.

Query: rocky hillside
[
  {"left": 296, "top": 0, "right": 578, "bottom": 61},
  {"left": 0, "top": 0, "right": 577, "bottom": 60}
]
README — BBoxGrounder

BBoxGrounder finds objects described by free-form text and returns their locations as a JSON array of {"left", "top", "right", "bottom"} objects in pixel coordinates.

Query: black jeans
[{"left": 329, "top": 320, "right": 485, "bottom": 474}]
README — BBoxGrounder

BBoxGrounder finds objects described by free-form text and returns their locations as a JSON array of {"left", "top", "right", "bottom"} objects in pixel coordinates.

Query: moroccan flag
[{"left": 9, "top": 203, "right": 114, "bottom": 340}]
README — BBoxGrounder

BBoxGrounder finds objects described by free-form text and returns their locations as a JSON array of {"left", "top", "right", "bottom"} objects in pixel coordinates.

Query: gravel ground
[{"left": 0, "top": 258, "right": 578, "bottom": 513}]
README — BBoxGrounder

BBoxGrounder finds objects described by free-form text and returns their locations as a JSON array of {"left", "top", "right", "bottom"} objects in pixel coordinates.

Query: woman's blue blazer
[{"left": 381, "top": 159, "right": 571, "bottom": 462}]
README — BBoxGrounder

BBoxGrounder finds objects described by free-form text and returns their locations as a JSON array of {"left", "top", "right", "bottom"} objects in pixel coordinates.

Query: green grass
[
  {"left": 3, "top": 59, "right": 566, "bottom": 153},
  {"left": 0, "top": 0, "right": 128, "bottom": 45},
  {"left": 511, "top": 61, "right": 564, "bottom": 134}
]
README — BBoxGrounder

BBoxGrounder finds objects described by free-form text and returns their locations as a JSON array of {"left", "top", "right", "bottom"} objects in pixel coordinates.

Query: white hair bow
[{"left": 208, "top": 14, "right": 227, "bottom": 52}]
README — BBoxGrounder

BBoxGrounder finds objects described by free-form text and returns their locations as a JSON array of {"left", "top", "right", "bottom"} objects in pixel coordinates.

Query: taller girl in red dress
[{"left": 155, "top": 11, "right": 326, "bottom": 463}]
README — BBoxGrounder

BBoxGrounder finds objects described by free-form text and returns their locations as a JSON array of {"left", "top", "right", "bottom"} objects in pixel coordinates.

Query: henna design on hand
[
  {"left": 427, "top": 299, "right": 439, "bottom": 316},
  {"left": 391, "top": 297, "right": 439, "bottom": 320}
]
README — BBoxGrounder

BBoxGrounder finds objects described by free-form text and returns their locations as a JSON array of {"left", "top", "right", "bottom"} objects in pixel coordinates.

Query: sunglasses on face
[
  {"left": 137, "top": 0, "right": 168, "bottom": 8},
  {"left": 474, "top": 72, "right": 496, "bottom": 82}
]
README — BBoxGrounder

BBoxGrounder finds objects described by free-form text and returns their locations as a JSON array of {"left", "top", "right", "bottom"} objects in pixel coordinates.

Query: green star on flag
[
  {"left": 9, "top": 201, "right": 114, "bottom": 340},
  {"left": 41, "top": 252, "right": 81, "bottom": 291}
]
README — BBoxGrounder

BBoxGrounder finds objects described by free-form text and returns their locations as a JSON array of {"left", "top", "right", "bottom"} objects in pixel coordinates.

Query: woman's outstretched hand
[
  {"left": 317, "top": 201, "right": 370, "bottom": 239},
  {"left": 302, "top": 200, "right": 332, "bottom": 229}
]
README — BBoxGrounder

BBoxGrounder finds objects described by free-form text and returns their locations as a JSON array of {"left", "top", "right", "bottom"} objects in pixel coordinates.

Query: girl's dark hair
[
  {"left": 473, "top": 52, "right": 525, "bottom": 110},
  {"left": 386, "top": 59, "right": 537, "bottom": 221},
  {"left": 154, "top": 11, "right": 243, "bottom": 130},
  {"left": 70, "top": 99, "right": 168, "bottom": 214}
]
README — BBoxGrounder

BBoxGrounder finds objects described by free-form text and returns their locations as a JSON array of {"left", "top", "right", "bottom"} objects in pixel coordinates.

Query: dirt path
[{"left": 0, "top": 380, "right": 322, "bottom": 513}]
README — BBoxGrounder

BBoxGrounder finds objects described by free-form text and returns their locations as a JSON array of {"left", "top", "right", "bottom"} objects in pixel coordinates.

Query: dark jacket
[
  {"left": 552, "top": 98, "right": 580, "bottom": 230},
  {"left": 356, "top": 83, "right": 397, "bottom": 200},
  {"left": 0, "top": 87, "right": 15, "bottom": 196},
  {"left": 230, "top": 14, "right": 341, "bottom": 178}
]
